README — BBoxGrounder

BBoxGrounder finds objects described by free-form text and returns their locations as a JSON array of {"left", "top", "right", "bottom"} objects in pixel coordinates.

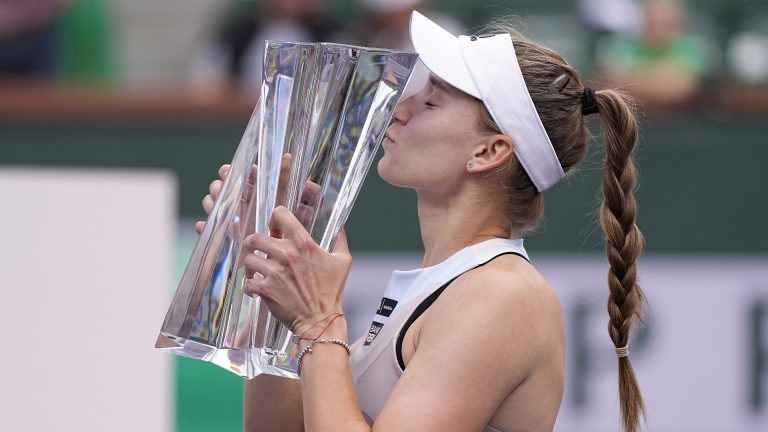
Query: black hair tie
[{"left": 582, "top": 87, "right": 599, "bottom": 116}]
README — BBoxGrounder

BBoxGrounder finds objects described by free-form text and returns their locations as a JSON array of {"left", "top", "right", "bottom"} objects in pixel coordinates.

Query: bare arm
[
  {"left": 244, "top": 374, "right": 304, "bottom": 432},
  {"left": 198, "top": 162, "right": 305, "bottom": 431},
  {"left": 295, "top": 262, "right": 563, "bottom": 432},
  {"left": 603, "top": 59, "right": 700, "bottom": 109},
  {"left": 298, "top": 319, "right": 369, "bottom": 432},
  {"left": 375, "top": 264, "right": 564, "bottom": 431},
  {"left": 240, "top": 210, "right": 563, "bottom": 431}
]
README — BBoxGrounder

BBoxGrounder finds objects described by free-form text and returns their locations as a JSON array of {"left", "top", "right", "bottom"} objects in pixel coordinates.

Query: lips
[{"left": 384, "top": 132, "right": 396, "bottom": 143}]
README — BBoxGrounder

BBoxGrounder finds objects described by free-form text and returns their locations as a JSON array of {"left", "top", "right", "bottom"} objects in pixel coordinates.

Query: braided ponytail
[
  {"left": 473, "top": 22, "right": 647, "bottom": 430},
  {"left": 595, "top": 89, "right": 647, "bottom": 432}
]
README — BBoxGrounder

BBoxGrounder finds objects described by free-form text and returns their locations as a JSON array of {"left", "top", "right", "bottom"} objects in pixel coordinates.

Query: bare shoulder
[
  {"left": 417, "top": 254, "right": 564, "bottom": 373},
  {"left": 383, "top": 255, "right": 565, "bottom": 431},
  {"left": 469, "top": 254, "right": 562, "bottom": 319},
  {"left": 428, "top": 254, "right": 562, "bottom": 325}
]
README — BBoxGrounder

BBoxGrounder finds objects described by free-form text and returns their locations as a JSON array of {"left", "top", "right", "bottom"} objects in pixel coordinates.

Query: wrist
[
  {"left": 291, "top": 309, "right": 343, "bottom": 335},
  {"left": 295, "top": 314, "right": 348, "bottom": 351},
  {"left": 317, "top": 316, "right": 347, "bottom": 339},
  {"left": 295, "top": 334, "right": 351, "bottom": 377}
]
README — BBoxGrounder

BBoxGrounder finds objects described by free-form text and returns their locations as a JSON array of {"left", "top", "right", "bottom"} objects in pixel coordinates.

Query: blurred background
[{"left": 0, "top": 0, "right": 766, "bottom": 431}]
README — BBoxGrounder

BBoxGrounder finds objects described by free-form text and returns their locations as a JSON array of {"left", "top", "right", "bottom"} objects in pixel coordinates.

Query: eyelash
[{"left": 424, "top": 100, "right": 436, "bottom": 108}]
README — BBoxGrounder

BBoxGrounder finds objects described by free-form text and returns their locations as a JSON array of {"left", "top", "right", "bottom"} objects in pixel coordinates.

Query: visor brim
[{"left": 409, "top": 11, "right": 480, "bottom": 98}]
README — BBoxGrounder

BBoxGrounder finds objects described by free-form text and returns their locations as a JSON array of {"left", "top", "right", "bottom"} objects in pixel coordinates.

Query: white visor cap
[{"left": 409, "top": 11, "right": 565, "bottom": 192}]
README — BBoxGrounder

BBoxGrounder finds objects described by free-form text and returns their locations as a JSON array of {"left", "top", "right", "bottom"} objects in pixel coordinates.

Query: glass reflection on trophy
[{"left": 155, "top": 40, "right": 418, "bottom": 379}]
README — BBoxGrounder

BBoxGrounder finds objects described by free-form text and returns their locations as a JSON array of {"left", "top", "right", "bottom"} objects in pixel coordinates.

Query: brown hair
[{"left": 476, "top": 25, "right": 647, "bottom": 432}]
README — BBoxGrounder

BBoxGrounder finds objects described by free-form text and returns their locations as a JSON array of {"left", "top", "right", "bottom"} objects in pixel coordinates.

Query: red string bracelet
[
  {"left": 290, "top": 313, "right": 344, "bottom": 344},
  {"left": 299, "top": 313, "right": 344, "bottom": 342}
]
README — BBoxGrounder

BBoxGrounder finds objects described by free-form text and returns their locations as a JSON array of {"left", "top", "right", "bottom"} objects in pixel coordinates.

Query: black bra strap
[{"left": 395, "top": 251, "right": 529, "bottom": 370}]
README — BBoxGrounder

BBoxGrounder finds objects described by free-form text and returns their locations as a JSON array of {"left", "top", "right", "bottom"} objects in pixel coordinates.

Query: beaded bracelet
[{"left": 296, "top": 338, "right": 351, "bottom": 376}]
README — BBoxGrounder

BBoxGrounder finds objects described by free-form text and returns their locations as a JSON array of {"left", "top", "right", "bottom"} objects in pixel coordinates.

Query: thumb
[{"left": 332, "top": 228, "right": 350, "bottom": 256}]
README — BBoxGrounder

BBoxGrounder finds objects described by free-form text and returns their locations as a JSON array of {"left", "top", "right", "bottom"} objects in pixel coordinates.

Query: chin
[
  {"left": 377, "top": 158, "right": 410, "bottom": 189},
  {"left": 377, "top": 158, "right": 395, "bottom": 185}
]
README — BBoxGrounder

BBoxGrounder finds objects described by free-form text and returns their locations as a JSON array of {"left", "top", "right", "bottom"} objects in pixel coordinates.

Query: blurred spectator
[
  {"left": 593, "top": 0, "right": 708, "bottom": 110},
  {"left": 337, "top": 0, "right": 463, "bottom": 98},
  {"left": 579, "top": 0, "right": 643, "bottom": 35},
  {"left": 727, "top": 31, "right": 768, "bottom": 85},
  {"left": 0, "top": 0, "right": 71, "bottom": 77},
  {"left": 189, "top": 0, "right": 333, "bottom": 97}
]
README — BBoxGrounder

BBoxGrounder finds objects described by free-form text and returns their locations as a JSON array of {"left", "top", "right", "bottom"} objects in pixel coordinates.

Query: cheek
[
  {"left": 377, "top": 142, "right": 460, "bottom": 190},
  {"left": 377, "top": 107, "right": 476, "bottom": 187},
  {"left": 415, "top": 113, "right": 472, "bottom": 162},
  {"left": 396, "top": 115, "right": 453, "bottom": 158}
]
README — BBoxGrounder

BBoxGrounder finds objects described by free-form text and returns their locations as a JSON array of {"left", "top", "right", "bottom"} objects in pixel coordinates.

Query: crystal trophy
[{"left": 155, "top": 41, "right": 418, "bottom": 379}]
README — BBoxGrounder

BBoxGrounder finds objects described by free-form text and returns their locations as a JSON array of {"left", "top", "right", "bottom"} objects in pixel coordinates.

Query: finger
[
  {"left": 248, "top": 164, "right": 258, "bottom": 183},
  {"left": 195, "top": 221, "right": 205, "bottom": 234},
  {"left": 269, "top": 206, "right": 308, "bottom": 240},
  {"left": 295, "top": 181, "right": 321, "bottom": 230},
  {"left": 219, "top": 164, "right": 230, "bottom": 180},
  {"left": 300, "top": 180, "right": 322, "bottom": 207},
  {"left": 243, "top": 232, "right": 284, "bottom": 259},
  {"left": 243, "top": 251, "right": 271, "bottom": 279},
  {"left": 242, "top": 165, "right": 259, "bottom": 202},
  {"left": 202, "top": 194, "right": 215, "bottom": 215},
  {"left": 209, "top": 180, "right": 223, "bottom": 201},
  {"left": 242, "top": 276, "right": 267, "bottom": 298},
  {"left": 295, "top": 204, "right": 314, "bottom": 230},
  {"left": 275, "top": 153, "right": 293, "bottom": 207}
]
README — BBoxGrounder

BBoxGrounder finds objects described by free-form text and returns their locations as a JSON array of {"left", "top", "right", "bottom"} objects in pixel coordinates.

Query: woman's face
[{"left": 378, "top": 74, "right": 485, "bottom": 194}]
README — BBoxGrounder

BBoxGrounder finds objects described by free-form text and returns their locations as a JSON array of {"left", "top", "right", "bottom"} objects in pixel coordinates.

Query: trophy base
[{"left": 155, "top": 333, "right": 299, "bottom": 380}]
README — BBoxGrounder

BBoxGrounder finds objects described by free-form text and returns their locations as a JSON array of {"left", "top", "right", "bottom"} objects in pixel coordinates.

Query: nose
[{"left": 391, "top": 98, "right": 412, "bottom": 125}]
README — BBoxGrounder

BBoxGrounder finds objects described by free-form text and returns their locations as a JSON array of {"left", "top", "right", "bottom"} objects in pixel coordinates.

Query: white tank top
[{"left": 349, "top": 238, "right": 530, "bottom": 432}]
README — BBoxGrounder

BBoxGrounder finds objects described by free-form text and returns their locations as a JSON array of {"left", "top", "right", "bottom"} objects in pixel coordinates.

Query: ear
[{"left": 467, "top": 134, "right": 515, "bottom": 173}]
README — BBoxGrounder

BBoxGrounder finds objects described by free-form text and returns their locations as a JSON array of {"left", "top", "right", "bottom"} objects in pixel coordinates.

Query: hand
[
  {"left": 241, "top": 206, "right": 353, "bottom": 334},
  {"left": 195, "top": 164, "right": 235, "bottom": 234},
  {"left": 295, "top": 180, "right": 322, "bottom": 231},
  {"left": 195, "top": 163, "right": 261, "bottom": 235}
]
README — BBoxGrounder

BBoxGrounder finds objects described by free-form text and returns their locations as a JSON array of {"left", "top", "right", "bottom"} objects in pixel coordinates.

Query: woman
[{"left": 201, "top": 11, "right": 645, "bottom": 432}]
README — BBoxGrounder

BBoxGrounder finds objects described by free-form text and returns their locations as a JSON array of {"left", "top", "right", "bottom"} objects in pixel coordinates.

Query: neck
[{"left": 416, "top": 185, "right": 512, "bottom": 268}]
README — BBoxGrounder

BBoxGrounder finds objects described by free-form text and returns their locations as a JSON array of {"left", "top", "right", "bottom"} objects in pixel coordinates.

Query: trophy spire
[{"left": 156, "top": 41, "right": 418, "bottom": 379}]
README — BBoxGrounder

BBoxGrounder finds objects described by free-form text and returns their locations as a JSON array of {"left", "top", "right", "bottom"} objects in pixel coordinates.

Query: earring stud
[{"left": 467, "top": 161, "right": 474, "bottom": 170}]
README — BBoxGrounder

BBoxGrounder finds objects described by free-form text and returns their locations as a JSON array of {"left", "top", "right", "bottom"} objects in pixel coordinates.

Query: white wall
[{"left": 0, "top": 168, "right": 176, "bottom": 432}]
